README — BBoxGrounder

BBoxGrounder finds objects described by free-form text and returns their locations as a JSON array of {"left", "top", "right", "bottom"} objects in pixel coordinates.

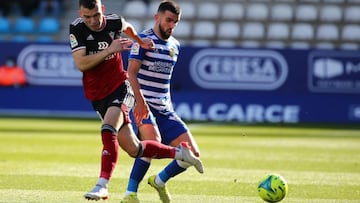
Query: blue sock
[
  {"left": 127, "top": 158, "right": 150, "bottom": 192},
  {"left": 158, "top": 160, "right": 186, "bottom": 183}
]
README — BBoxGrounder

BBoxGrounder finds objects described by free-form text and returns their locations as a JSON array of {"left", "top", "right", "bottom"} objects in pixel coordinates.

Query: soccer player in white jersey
[{"left": 121, "top": 1, "right": 203, "bottom": 203}]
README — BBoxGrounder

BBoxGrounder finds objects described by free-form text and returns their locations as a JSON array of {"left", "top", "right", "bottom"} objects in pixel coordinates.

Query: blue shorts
[{"left": 130, "top": 108, "right": 188, "bottom": 145}]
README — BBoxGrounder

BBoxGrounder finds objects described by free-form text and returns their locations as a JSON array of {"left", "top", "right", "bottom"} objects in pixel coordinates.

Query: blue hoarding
[{"left": 0, "top": 42, "right": 359, "bottom": 123}]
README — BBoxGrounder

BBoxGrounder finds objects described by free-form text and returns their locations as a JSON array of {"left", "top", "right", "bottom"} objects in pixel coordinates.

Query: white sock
[
  {"left": 174, "top": 147, "right": 182, "bottom": 160},
  {"left": 125, "top": 191, "right": 135, "bottom": 196},
  {"left": 155, "top": 175, "right": 165, "bottom": 187},
  {"left": 177, "top": 160, "right": 191, "bottom": 168},
  {"left": 96, "top": 177, "right": 109, "bottom": 188}
]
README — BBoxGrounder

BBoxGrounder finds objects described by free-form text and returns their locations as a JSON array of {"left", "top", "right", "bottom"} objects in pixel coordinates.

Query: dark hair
[
  {"left": 158, "top": 0, "right": 181, "bottom": 15},
  {"left": 79, "top": 0, "right": 99, "bottom": 9}
]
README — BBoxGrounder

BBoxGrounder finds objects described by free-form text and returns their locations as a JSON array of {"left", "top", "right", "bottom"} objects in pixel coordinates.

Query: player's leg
[
  {"left": 115, "top": 80, "right": 172, "bottom": 159},
  {"left": 121, "top": 120, "right": 161, "bottom": 202},
  {"left": 84, "top": 105, "right": 124, "bottom": 201},
  {"left": 115, "top": 81, "right": 203, "bottom": 169},
  {"left": 118, "top": 118, "right": 203, "bottom": 203},
  {"left": 147, "top": 134, "right": 194, "bottom": 203},
  {"left": 124, "top": 112, "right": 161, "bottom": 196},
  {"left": 148, "top": 113, "right": 202, "bottom": 203},
  {"left": 155, "top": 132, "right": 201, "bottom": 184},
  {"left": 84, "top": 81, "right": 136, "bottom": 201},
  {"left": 170, "top": 131, "right": 201, "bottom": 157},
  {"left": 160, "top": 112, "right": 202, "bottom": 177},
  {"left": 117, "top": 116, "right": 203, "bottom": 170}
]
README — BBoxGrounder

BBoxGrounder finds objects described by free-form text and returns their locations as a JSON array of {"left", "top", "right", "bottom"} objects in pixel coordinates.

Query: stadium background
[{"left": 0, "top": 0, "right": 359, "bottom": 124}]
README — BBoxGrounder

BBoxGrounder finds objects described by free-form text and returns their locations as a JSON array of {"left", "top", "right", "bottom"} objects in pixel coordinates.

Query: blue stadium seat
[
  {"left": 14, "top": 17, "right": 36, "bottom": 33},
  {"left": 0, "top": 17, "right": 11, "bottom": 33},
  {"left": 36, "top": 35, "right": 54, "bottom": 43},
  {"left": 12, "top": 35, "right": 29, "bottom": 42},
  {"left": 38, "top": 17, "right": 60, "bottom": 33}
]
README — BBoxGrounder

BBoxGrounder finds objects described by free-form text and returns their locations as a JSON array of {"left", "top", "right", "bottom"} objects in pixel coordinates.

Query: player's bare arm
[
  {"left": 122, "top": 21, "right": 155, "bottom": 50},
  {"left": 127, "top": 58, "right": 150, "bottom": 125},
  {"left": 72, "top": 38, "right": 133, "bottom": 72}
]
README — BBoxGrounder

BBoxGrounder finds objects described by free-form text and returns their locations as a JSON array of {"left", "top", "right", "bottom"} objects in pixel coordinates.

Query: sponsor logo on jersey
[
  {"left": 98, "top": 42, "right": 109, "bottom": 50},
  {"left": 189, "top": 49, "right": 288, "bottom": 90},
  {"left": 148, "top": 61, "right": 172, "bottom": 73},
  {"left": 308, "top": 51, "right": 360, "bottom": 93},
  {"left": 86, "top": 34, "right": 94, "bottom": 41}
]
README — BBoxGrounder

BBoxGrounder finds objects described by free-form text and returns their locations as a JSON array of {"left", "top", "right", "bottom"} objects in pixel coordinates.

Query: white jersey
[{"left": 129, "top": 28, "right": 180, "bottom": 114}]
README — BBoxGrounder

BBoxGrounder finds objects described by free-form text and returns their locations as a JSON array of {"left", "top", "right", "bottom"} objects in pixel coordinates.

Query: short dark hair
[
  {"left": 158, "top": 0, "right": 181, "bottom": 15},
  {"left": 79, "top": 0, "right": 99, "bottom": 9}
]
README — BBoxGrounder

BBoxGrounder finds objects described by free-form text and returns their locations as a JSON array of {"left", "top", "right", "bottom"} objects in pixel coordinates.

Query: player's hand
[
  {"left": 134, "top": 101, "right": 150, "bottom": 126},
  {"left": 108, "top": 38, "right": 133, "bottom": 53},
  {"left": 140, "top": 38, "right": 155, "bottom": 50}
]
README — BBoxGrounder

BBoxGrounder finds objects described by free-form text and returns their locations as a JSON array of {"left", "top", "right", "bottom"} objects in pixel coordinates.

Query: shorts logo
[
  {"left": 112, "top": 99, "right": 120, "bottom": 104},
  {"left": 189, "top": 49, "right": 288, "bottom": 90},
  {"left": 308, "top": 51, "right": 360, "bottom": 93}
]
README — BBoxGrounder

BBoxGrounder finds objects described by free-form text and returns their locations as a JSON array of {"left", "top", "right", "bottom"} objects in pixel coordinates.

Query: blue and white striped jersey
[{"left": 129, "top": 28, "right": 180, "bottom": 115}]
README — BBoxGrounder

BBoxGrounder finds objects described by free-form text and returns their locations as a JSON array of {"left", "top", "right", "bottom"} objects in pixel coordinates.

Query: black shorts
[{"left": 91, "top": 80, "right": 135, "bottom": 123}]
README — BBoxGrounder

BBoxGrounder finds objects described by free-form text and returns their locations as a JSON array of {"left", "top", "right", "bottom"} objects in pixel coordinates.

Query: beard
[{"left": 158, "top": 24, "right": 171, "bottom": 40}]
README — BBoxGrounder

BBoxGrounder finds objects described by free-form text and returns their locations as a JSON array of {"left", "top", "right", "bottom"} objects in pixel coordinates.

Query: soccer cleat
[
  {"left": 120, "top": 192, "right": 140, "bottom": 203},
  {"left": 177, "top": 142, "right": 204, "bottom": 174},
  {"left": 84, "top": 184, "right": 109, "bottom": 201},
  {"left": 148, "top": 175, "right": 171, "bottom": 203}
]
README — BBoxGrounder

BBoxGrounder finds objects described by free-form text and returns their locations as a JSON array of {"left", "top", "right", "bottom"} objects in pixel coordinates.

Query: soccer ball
[{"left": 257, "top": 173, "right": 288, "bottom": 202}]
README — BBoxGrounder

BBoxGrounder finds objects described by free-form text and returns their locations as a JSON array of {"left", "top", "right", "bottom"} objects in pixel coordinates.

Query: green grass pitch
[{"left": 0, "top": 117, "right": 359, "bottom": 203}]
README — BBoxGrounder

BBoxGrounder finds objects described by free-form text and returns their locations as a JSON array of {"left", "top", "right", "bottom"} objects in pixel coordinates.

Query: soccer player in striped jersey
[
  {"left": 69, "top": 0, "right": 203, "bottom": 201},
  {"left": 121, "top": 1, "right": 203, "bottom": 202}
]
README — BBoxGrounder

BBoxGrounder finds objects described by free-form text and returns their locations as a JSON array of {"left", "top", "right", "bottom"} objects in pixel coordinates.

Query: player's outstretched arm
[
  {"left": 122, "top": 21, "right": 155, "bottom": 50},
  {"left": 72, "top": 38, "right": 133, "bottom": 72}
]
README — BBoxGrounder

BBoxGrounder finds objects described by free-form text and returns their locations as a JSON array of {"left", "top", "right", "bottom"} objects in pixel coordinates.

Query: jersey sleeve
[
  {"left": 69, "top": 21, "right": 86, "bottom": 52},
  {"left": 106, "top": 14, "right": 127, "bottom": 33},
  {"left": 119, "top": 16, "right": 127, "bottom": 32},
  {"left": 129, "top": 40, "right": 146, "bottom": 61}
]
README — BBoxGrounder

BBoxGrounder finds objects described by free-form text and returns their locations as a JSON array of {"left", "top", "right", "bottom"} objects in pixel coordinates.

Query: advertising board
[{"left": 0, "top": 42, "right": 358, "bottom": 123}]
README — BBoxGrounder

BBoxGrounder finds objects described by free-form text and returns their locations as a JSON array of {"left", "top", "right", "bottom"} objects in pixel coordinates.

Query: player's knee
[
  {"left": 126, "top": 142, "right": 143, "bottom": 158},
  {"left": 126, "top": 150, "right": 138, "bottom": 158},
  {"left": 101, "top": 124, "right": 118, "bottom": 135},
  {"left": 134, "top": 142, "right": 144, "bottom": 158}
]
